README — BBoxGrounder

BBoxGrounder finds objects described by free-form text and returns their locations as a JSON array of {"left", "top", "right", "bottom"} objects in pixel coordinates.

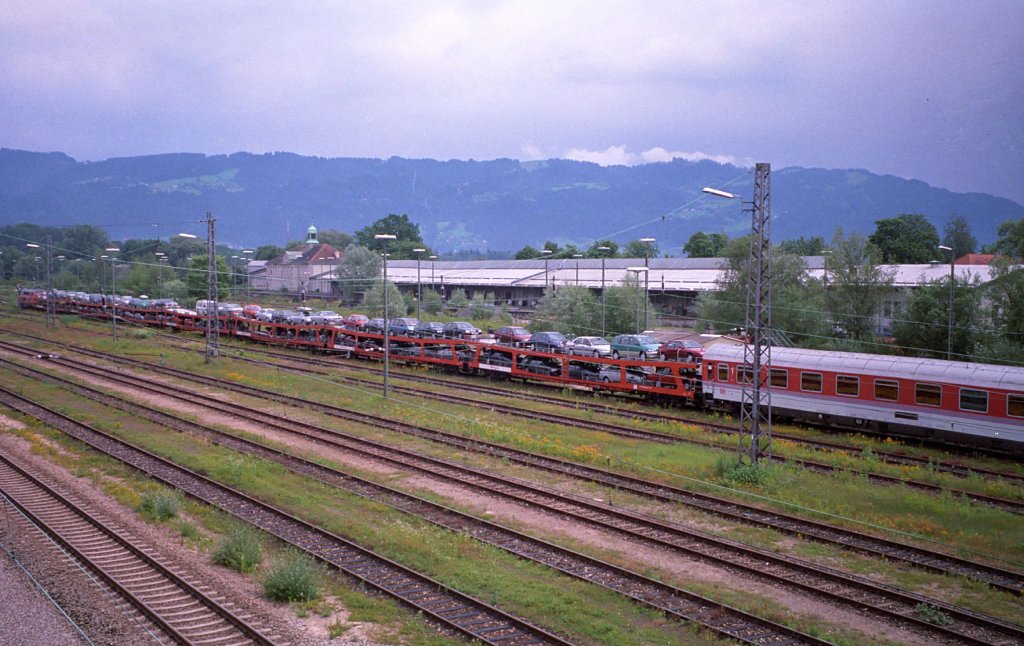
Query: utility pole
[
  {"left": 44, "top": 235, "right": 56, "bottom": 327},
  {"left": 205, "top": 211, "right": 219, "bottom": 362},
  {"left": 742, "top": 163, "right": 772, "bottom": 464},
  {"left": 704, "top": 162, "right": 773, "bottom": 464}
]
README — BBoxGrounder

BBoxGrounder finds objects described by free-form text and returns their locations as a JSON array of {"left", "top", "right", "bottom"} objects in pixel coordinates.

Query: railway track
[
  {"left": 0, "top": 386, "right": 574, "bottom": 646},
  {"left": 194, "top": 341, "right": 1024, "bottom": 515},
  {"left": 6, "top": 346, "right": 1024, "bottom": 638},
  {"left": 0, "top": 357, "right": 841, "bottom": 645},
  {"left": 207, "top": 337, "right": 1024, "bottom": 487},
  {"left": 12, "top": 313, "right": 1024, "bottom": 486},
  {"left": 0, "top": 452, "right": 276, "bottom": 646},
  {"left": 25, "top": 338, "right": 1023, "bottom": 593}
]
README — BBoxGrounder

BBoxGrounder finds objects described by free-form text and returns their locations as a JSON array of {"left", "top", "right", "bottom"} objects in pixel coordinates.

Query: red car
[
  {"left": 658, "top": 339, "right": 704, "bottom": 361},
  {"left": 494, "top": 325, "right": 531, "bottom": 346},
  {"left": 345, "top": 313, "right": 369, "bottom": 329}
]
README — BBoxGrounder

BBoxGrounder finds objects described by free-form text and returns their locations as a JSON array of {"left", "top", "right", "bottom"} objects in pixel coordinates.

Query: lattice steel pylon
[
  {"left": 740, "top": 163, "right": 772, "bottom": 464},
  {"left": 205, "top": 211, "right": 219, "bottom": 362},
  {"left": 44, "top": 235, "right": 56, "bottom": 327}
]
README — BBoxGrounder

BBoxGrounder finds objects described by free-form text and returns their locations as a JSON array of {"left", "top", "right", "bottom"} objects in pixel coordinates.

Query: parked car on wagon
[
  {"left": 494, "top": 325, "right": 531, "bottom": 346},
  {"left": 609, "top": 334, "right": 661, "bottom": 360},
  {"left": 527, "top": 331, "right": 568, "bottom": 354},
  {"left": 565, "top": 336, "right": 611, "bottom": 357},
  {"left": 312, "top": 310, "right": 345, "bottom": 325},
  {"left": 242, "top": 304, "right": 262, "bottom": 318},
  {"left": 658, "top": 339, "right": 704, "bottom": 361},
  {"left": 365, "top": 318, "right": 386, "bottom": 333},
  {"left": 388, "top": 317, "right": 419, "bottom": 336},
  {"left": 345, "top": 313, "right": 369, "bottom": 329},
  {"left": 598, "top": 365, "right": 647, "bottom": 385},
  {"left": 415, "top": 321, "right": 445, "bottom": 338},
  {"left": 443, "top": 321, "right": 481, "bottom": 339}
]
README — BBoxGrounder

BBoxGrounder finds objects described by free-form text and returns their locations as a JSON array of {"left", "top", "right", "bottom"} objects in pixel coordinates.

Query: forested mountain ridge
[{"left": 0, "top": 148, "right": 1019, "bottom": 253}]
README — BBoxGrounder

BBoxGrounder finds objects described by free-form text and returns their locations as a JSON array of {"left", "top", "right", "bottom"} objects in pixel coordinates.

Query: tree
[
  {"left": 991, "top": 217, "right": 1024, "bottom": 259},
  {"left": 355, "top": 214, "right": 430, "bottom": 259},
  {"left": 363, "top": 280, "right": 405, "bottom": 318},
  {"left": 697, "top": 237, "right": 828, "bottom": 345},
  {"left": 514, "top": 245, "right": 541, "bottom": 260},
  {"left": 602, "top": 274, "right": 649, "bottom": 336},
  {"left": 942, "top": 214, "right": 977, "bottom": 258},
  {"left": 825, "top": 229, "right": 895, "bottom": 344},
  {"left": 253, "top": 245, "right": 284, "bottom": 261},
  {"left": 868, "top": 214, "right": 940, "bottom": 263},
  {"left": 892, "top": 274, "right": 985, "bottom": 360},
  {"left": 776, "top": 236, "right": 825, "bottom": 256},
  {"left": 622, "top": 239, "right": 659, "bottom": 259},
  {"left": 336, "top": 244, "right": 380, "bottom": 302},
  {"left": 982, "top": 257, "right": 1024, "bottom": 363},
  {"left": 586, "top": 240, "right": 619, "bottom": 257},
  {"left": 61, "top": 224, "right": 111, "bottom": 257},
  {"left": 531, "top": 285, "right": 600, "bottom": 336},
  {"left": 184, "top": 255, "right": 230, "bottom": 301},
  {"left": 683, "top": 232, "right": 728, "bottom": 258},
  {"left": 316, "top": 229, "right": 353, "bottom": 250}
]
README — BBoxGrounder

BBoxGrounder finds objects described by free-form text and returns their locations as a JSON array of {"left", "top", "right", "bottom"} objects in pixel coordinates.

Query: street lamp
[
  {"left": 596, "top": 246, "right": 611, "bottom": 336},
  {"left": 413, "top": 248, "right": 426, "bottom": 320},
  {"left": 106, "top": 247, "right": 120, "bottom": 340},
  {"left": 626, "top": 266, "right": 648, "bottom": 334},
  {"left": 374, "top": 233, "right": 397, "bottom": 398},
  {"left": 538, "top": 249, "right": 552, "bottom": 293},
  {"left": 938, "top": 245, "right": 955, "bottom": 360},
  {"left": 57, "top": 256, "right": 65, "bottom": 290},
  {"left": 573, "top": 254, "right": 583, "bottom": 285},
  {"left": 242, "top": 249, "right": 254, "bottom": 299},
  {"left": 639, "top": 237, "right": 655, "bottom": 330}
]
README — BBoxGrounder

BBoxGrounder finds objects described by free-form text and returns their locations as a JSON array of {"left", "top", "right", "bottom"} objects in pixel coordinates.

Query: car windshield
[{"left": 637, "top": 335, "right": 658, "bottom": 345}]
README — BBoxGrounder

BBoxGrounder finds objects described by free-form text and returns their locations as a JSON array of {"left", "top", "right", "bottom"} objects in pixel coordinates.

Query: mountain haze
[{"left": 0, "top": 149, "right": 1019, "bottom": 253}]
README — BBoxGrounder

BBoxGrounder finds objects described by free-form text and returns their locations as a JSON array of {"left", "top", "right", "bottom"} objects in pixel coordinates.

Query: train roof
[{"left": 703, "top": 345, "right": 1024, "bottom": 391}]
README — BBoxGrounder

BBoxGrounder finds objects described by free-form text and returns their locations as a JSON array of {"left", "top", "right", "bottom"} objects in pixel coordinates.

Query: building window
[
  {"left": 875, "top": 379, "right": 899, "bottom": 401},
  {"left": 915, "top": 383, "right": 942, "bottom": 407},
  {"left": 1009, "top": 394, "right": 1024, "bottom": 418},
  {"left": 717, "top": 364, "right": 729, "bottom": 382},
  {"left": 959, "top": 389, "right": 988, "bottom": 413},
  {"left": 836, "top": 375, "right": 859, "bottom": 397},
  {"left": 770, "top": 368, "right": 788, "bottom": 388},
  {"left": 801, "top": 372, "right": 822, "bottom": 392}
]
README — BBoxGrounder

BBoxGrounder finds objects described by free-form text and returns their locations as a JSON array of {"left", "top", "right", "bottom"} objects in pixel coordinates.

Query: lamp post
[
  {"left": 573, "top": 254, "right": 583, "bottom": 285},
  {"left": 597, "top": 246, "right": 611, "bottom": 336},
  {"left": 26, "top": 244, "right": 40, "bottom": 286},
  {"left": 106, "top": 247, "right": 120, "bottom": 340},
  {"left": 429, "top": 255, "right": 437, "bottom": 297},
  {"left": 413, "top": 248, "right": 426, "bottom": 320},
  {"left": 938, "top": 245, "right": 955, "bottom": 360},
  {"left": 538, "top": 249, "right": 552, "bottom": 294},
  {"left": 242, "top": 249, "right": 253, "bottom": 300},
  {"left": 639, "top": 237, "right": 655, "bottom": 331},
  {"left": 626, "top": 266, "right": 648, "bottom": 334},
  {"left": 375, "top": 233, "right": 397, "bottom": 398},
  {"left": 57, "top": 256, "right": 65, "bottom": 290}
]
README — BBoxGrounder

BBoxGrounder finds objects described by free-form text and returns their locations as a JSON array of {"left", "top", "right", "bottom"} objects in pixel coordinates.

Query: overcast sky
[{"left": 3, "top": 1, "right": 1022, "bottom": 203}]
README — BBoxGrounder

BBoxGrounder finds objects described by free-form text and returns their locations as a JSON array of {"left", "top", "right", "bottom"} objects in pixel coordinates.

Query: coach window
[
  {"left": 836, "top": 375, "right": 859, "bottom": 397},
  {"left": 770, "top": 368, "right": 788, "bottom": 388},
  {"left": 874, "top": 379, "right": 899, "bottom": 401},
  {"left": 717, "top": 364, "right": 729, "bottom": 382},
  {"left": 915, "top": 383, "right": 942, "bottom": 407},
  {"left": 801, "top": 372, "right": 822, "bottom": 392},
  {"left": 738, "top": 366, "right": 753, "bottom": 384},
  {"left": 959, "top": 388, "right": 988, "bottom": 413},
  {"left": 1008, "top": 394, "right": 1024, "bottom": 418}
]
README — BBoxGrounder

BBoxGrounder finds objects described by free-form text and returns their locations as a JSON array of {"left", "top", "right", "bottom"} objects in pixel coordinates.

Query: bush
[
  {"left": 263, "top": 549, "right": 321, "bottom": 602},
  {"left": 213, "top": 525, "right": 263, "bottom": 573},
  {"left": 138, "top": 490, "right": 180, "bottom": 522},
  {"left": 714, "top": 454, "right": 773, "bottom": 487}
]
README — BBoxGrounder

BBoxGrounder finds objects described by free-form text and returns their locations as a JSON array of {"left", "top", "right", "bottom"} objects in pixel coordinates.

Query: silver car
[{"left": 565, "top": 336, "right": 611, "bottom": 357}]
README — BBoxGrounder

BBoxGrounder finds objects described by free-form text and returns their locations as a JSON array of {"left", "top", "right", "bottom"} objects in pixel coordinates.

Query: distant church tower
[{"left": 306, "top": 224, "right": 318, "bottom": 244}]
